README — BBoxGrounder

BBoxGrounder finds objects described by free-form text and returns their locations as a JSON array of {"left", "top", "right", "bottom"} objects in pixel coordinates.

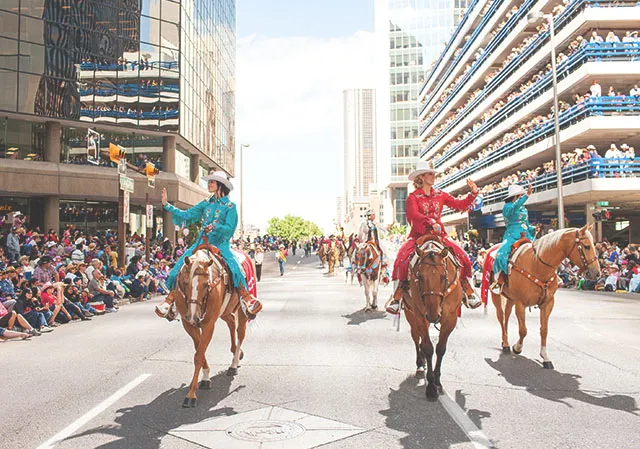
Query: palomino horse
[
  {"left": 485, "top": 225, "right": 600, "bottom": 369},
  {"left": 403, "top": 235, "right": 464, "bottom": 400},
  {"left": 355, "top": 242, "right": 382, "bottom": 310},
  {"left": 326, "top": 244, "right": 340, "bottom": 276},
  {"left": 174, "top": 246, "right": 248, "bottom": 407}
]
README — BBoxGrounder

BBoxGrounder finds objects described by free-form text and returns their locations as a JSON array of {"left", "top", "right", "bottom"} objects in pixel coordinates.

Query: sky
[{"left": 234, "top": 0, "right": 377, "bottom": 235}]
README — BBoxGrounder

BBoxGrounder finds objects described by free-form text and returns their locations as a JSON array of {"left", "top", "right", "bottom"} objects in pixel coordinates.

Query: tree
[
  {"left": 387, "top": 223, "right": 407, "bottom": 236},
  {"left": 267, "top": 215, "right": 323, "bottom": 241}
]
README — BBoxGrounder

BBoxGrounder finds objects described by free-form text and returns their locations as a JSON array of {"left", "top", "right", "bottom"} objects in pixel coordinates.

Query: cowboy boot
[
  {"left": 385, "top": 280, "right": 408, "bottom": 315},
  {"left": 490, "top": 272, "right": 507, "bottom": 295},
  {"left": 155, "top": 291, "right": 177, "bottom": 321},
  {"left": 239, "top": 287, "right": 262, "bottom": 320},
  {"left": 461, "top": 277, "right": 482, "bottom": 309}
]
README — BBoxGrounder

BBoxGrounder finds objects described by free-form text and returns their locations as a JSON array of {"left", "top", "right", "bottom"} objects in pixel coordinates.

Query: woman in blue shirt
[
  {"left": 492, "top": 183, "right": 535, "bottom": 294},
  {"left": 155, "top": 171, "right": 262, "bottom": 320}
]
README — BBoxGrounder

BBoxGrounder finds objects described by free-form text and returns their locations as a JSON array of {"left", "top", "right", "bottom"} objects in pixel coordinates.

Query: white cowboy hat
[
  {"left": 202, "top": 170, "right": 234, "bottom": 191},
  {"left": 505, "top": 184, "right": 526, "bottom": 198},
  {"left": 408, "top": 160, "right": 438, "bottom": 180}
]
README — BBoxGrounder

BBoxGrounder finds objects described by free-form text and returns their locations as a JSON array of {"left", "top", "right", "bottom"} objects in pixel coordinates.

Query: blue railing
[
  {"left": 420, "top": 0, "right": 506, "bottom": 112},
  {"left": 435, "top": 97, "right": 640, "bottom": 189},
  {"left": 80, "top": 84, "right": 179, "bottom": 97},
  {"left": 420, "top": 0, "right": 621, "bottom": 133},
  {"left": 422, "top": 42, "right": 640, "bottom": 163},
  {"left": 442, "top": 158, "right": 640, "bottom": 216},
  {"left": 79, "top": 61, "right": 179, "bottom": 71},
  {"left": 419, "top": 0, "right": 482, "bottom": 94},
  {"left": 80, "top": 109, "right": 179, "bottom": 119}
]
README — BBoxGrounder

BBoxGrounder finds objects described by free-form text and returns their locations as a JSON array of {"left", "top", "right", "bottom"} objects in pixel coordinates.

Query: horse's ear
[
  {"left": 440, "top": 247, "right": 449, "bottom": 258},
  {"left": 205, "top": 259, "right": 214, "bottom": 267},
  {"left": 579, "top": 224, "right": 588, "bottom": 234},
  {"left": 587, "top": 223, "right": 594, "bottom": 234}
]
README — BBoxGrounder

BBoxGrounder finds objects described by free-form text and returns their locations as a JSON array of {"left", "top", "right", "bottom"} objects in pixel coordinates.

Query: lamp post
[
  {"left": 239, "top": 143, "right": 250, "bottom": 240},
  {"left": 528, "top": 11, "right": 564, "bottom": 229}
]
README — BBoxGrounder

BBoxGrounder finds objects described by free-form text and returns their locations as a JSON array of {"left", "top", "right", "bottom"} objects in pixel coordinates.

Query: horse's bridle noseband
[{"left": 410, "top": 241, "right": 459, "bottom": 312}]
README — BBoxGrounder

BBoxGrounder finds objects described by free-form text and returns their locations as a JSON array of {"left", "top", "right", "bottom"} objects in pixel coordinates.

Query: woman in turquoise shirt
[
  {"left": 155, "top": 171, "right": 262, "bottom": 320},
  {"left": 491, "top": 183, "right": 535, "bottom": 294}
]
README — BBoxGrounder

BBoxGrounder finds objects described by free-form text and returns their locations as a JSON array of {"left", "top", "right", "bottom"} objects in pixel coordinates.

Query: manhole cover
[{"left": 226, "top": 420, "right": 306, "bottom": 442}]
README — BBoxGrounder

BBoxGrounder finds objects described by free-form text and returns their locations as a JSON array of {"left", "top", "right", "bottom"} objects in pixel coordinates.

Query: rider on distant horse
[
  {"left": 386, "top": 160, "right": 482, "bottom": 314},
  {"left": 490, "top": 183, "right": 535, "bottom": 294},
  {"left": 358, "top": 209, "right": 382, "bottom": 254},
  {"left": 155, "top": 171, "right": 262, "bottom": 320}
]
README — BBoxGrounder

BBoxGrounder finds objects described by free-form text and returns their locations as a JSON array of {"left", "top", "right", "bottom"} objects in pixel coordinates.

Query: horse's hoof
[
  {"left": 199, "top": 380, "right": 211, "bottom": 390},
  {"left": 502, "top": 346, "right": 511, "bottom": 354},
  {"left": 415, "top": 368, "right": 425, "bottom": 378},
  {"left": 227, "top": 367, "right": 238, "bottom": 376},
  {"left": 512, "top": 344, "right": 522, "bottom": 355},
  {"left": 425, "top": 384, "right": 438, "bottom": 401},
  {"left": 371, "top": 305, "right": 378, "bottom": 310},
  {"left": 542, "top": 361, "right": 554, "bottom": 370},
  {"left": 182, "top": 397, "right": 197, "bottom": 408}
]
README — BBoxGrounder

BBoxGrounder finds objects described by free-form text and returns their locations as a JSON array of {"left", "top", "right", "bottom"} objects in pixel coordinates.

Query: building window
[{"left": 175, "top": 146, "right": 191, "bottom": 179}]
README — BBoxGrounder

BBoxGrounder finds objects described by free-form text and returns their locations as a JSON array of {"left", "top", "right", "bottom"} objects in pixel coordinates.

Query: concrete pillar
[
  {"left": 44, "top": 196, "right": 60, "bottom": 233},
  {"left": 44, "top": 121, "right": 61, "bottom": 163},
  {"left": 163, "top": 209, "right": 175, "bottom": 245},
  {"left": 629, "top": 217, "right": 640, "bottom": 244},
  {"left": 190, "top": 153, "right": 200, "bottom": 184},
  {"left": 162, "top": 135, "right": 176, "bottom": 174}
]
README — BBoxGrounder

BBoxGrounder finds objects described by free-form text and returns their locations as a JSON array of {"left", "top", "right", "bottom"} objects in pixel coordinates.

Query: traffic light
[{"left": 109, "top": 143, "right": 127, "bottom": 164}]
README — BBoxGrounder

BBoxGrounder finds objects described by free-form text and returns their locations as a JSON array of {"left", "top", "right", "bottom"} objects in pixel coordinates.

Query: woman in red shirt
[
  {"left": 41, "top": 282, "right": 72, "bottom": 326},
  {"left": 386, "top": 160, "right": 481, "bottom": 314}
]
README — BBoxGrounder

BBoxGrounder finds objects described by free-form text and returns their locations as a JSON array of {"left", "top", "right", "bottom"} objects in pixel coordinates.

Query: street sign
[
  {"left": 597, "top": 201, "right": 609, "bottom": 207},
  {"left": 118, "top": 159, "right": 127, "bottom": 175},
  {"left": 146, "top": 204, "right": 153, "bottom": 227},
  {"left": 123, "top": 191, "right": 130, "bottom": 223},
  {"left": 119, "top": 175, "right": 134, "bottom": 193}
]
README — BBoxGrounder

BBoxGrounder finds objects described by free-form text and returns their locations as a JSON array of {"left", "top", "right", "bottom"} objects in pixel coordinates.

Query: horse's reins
[
  {"left": 410, "top": 241, "right": 459, "bottom": 320},
  {"left": 511, "top": 230, "right": 597, "bottom": 305}
]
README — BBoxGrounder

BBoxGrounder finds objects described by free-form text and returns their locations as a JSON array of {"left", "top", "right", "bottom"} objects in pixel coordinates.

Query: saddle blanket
[
  {"left": 231, "top": 250, "right": 257, "bottom": 297},
  {"left": 480, "top": 242, "right": 532, "bottom": 304}
]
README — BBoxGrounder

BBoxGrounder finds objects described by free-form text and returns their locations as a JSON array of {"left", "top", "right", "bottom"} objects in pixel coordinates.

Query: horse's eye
[{"left": 584, "top": 245, "right": 591, "bottom": 250}]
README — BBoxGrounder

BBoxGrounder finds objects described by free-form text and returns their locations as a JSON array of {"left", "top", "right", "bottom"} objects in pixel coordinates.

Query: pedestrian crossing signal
[
  {"left": 109, "top": 143, "right": 126, "bottom": 163},
  {"left": 145, "top": 162, "right": 159, "bottom": 188}
]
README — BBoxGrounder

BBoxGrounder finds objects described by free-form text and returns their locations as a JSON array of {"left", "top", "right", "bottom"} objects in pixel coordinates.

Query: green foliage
[
  {"left": 267, "top": 215, "right": 323, "bottom": 240},
  {"left": 387, "top": 223, "right": 407, "bottom": 235}
]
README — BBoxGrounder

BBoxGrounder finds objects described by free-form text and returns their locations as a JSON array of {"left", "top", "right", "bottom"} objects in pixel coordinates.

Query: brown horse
[
  {"left": 355, "top": 242, "right": 383, "bottom": 310},
  {"left": 403, "top": 236, "right": 464, "bottom": 400},
  {"left": 174, "top": 246, "right": 248, "bottom": 407},
  {"left": 317, "top": 244, "right": 327, "bottom": 268},
  {"left": 486, "top": 225, "right": 600, "bottom": 369}
]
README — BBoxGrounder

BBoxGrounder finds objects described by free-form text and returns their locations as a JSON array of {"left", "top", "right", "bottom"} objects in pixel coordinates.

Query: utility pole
[{"left": 145, "top": 192, "right": 150, "bottom": 262}]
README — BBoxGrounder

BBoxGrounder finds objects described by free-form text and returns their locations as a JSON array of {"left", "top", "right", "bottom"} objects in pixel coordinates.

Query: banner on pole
[
  {"left": 87, "top": 129, "right": 100, "bottom": 165},
  {"left": 123, "top": 191, "right": 130, "bottom": 223},
  {"left": 146, "top": 204, "right": 153, "bottom": 227}
]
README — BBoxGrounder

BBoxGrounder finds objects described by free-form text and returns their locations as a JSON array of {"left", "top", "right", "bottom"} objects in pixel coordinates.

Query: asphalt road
[{"left": 1, "top": 252, "right": 639, "bottom": 449}]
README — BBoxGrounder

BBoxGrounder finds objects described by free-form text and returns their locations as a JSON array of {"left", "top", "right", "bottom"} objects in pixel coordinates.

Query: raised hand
[
  {"left": 527, "top": 183, "right": 533, "bottom": 196},
  {"left": 466, "top": 178, "right": 478, "bottom": 194},
  {"left": 161, "top": 188, "right": 168, "bottom": 206}
]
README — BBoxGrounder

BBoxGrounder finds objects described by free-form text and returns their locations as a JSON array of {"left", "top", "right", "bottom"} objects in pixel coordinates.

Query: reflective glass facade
[
  {"left": 0, "top": 0, "right": 235, "bottom": 173},
  {"left": 385, "top": 0, "right": 460, "bottom": 223}
]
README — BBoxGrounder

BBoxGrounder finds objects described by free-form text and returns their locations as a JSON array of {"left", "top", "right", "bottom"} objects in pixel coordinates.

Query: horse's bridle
[
  {"left": 534, "top": 230, "right": 597, "bottom": 273},
  {"left": 410, "top": 242, "right": 459, "bottom": 312},
  {"left": 177, "top": 261, "right": 222, "bottom": 324}
]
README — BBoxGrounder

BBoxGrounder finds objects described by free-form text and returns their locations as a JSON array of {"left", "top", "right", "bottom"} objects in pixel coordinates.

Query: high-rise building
[
  {"left": 343, "top": 89, "right": 377, "bottom": 224},
  {"left": 375, "top": 0, "right": 464, "bottom": 225},
  {"left": 0, "top": 0, "right": 236, "bottom": 240}
]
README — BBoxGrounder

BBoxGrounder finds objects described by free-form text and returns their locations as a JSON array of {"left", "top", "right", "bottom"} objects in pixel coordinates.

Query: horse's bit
[{"left": 410, "top": 242, "right": 459, "bottom": 313}]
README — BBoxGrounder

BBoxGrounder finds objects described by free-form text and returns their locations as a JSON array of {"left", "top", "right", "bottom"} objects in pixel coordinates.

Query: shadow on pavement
[
  {"left": 380, "top": 376, "right": 476, "bottom": 449},
  {"left": 485, "top": 352, "right": 639, "bottom": 415},
  {"left": 342, "top": 309, "right": 388, "bottom": 326},
  {"left": 454, "top": 390, "right": 492, "bottom": 429},
  {"left": 64, "top": 371, "right": 244, "bottom": 449}
]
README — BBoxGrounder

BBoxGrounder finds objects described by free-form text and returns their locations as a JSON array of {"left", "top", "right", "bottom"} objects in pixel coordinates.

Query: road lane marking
[
  {"left": 36, "top": 373, "right": 151, "bottom": 449},
  {"left": 439, "top": 388, "right": 494, "bottom": 449}
]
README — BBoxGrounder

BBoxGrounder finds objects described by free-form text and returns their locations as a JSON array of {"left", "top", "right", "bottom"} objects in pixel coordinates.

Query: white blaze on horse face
[{"left": 188, "top": 260, "right": 200, "bottom": 323}]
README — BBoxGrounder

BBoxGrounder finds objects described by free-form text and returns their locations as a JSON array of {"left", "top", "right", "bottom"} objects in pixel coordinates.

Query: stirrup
[
  {"left": 464, "top": 294, "right": 482, "bottom": 309},
  {"left": 490, "top": 281, "right": 503, "bottom": 295},
  {"left": 385, "top": 298, "right": 401, "bottom": 315},
  {"left": 155, "top": 302, "right": 176, "bottom": 321}
]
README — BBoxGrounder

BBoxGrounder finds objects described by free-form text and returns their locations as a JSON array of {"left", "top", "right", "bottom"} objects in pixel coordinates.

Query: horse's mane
[{"left": 532, "top": 227, "right": 594, "bottom": 257}]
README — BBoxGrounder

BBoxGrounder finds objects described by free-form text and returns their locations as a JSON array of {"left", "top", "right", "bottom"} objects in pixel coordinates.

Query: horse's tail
[{"left": 481, "top": 244, "right": 501, "bottom": 307}]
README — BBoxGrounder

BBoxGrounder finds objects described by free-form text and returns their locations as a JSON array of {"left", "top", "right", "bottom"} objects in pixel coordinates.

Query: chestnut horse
[
  {"left": 174, "top": 246, "right": 248, "bottom": 407},
  {"left": 485, "top": 225, "right": 600, "bottom": 369},
  {"left": 317, "top": 244, "right": 327, "bottom": 268},
  {"left": 403, "top": 236, "right": 464, "bottom": 400},
  {"left": 327, "top": 244, "right": 340, "bottom": 276}
]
